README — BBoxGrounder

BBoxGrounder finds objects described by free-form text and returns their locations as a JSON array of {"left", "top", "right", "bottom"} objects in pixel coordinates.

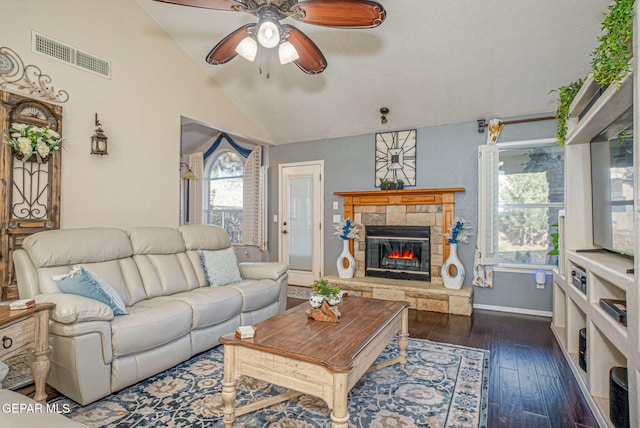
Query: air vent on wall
[{"left": 32, "top": 32, "right": 111, "bottom": 79}]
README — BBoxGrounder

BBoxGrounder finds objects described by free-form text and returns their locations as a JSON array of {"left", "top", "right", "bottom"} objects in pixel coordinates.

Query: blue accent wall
[{"left": 268, "top": 116, "right": 557, "bottom": 313}]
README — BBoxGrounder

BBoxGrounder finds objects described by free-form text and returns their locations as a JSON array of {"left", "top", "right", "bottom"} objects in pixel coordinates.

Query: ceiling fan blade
[
  {"left": 152, "top": 0, "right": 246, "bottom": 12},
  {"left": 290, "top": 0, "right": 386, "bottom": 28},
  {"left": 206, "top": 24, "right": 255, "bottom": 65},
  {"left": 283, "top": 24, "right": 327, "bottom": 74}
]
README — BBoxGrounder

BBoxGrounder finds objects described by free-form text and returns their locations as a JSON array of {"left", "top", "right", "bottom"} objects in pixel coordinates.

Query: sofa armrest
[
  {"left": 13, "top": 249, "right": 40, "bottom": 299},
  {"left": 36, "top": 293, "right": 115, "bottom": 324},
  {"left": 238, "top": 262, "right": 288, "bottom": 281}
]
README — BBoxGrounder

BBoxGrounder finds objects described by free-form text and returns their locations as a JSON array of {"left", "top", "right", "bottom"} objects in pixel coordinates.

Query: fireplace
[{"left": 365, "top": 225, "right": 431, "bottom": 281}]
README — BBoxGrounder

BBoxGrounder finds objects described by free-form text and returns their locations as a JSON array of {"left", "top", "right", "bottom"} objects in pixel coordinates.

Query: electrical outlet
[
  {"left": 333, "top": 214, "right": 341, "bottom": 223},
  {"left": 333, "top": 201, "right": 339, "bottom": 210}
]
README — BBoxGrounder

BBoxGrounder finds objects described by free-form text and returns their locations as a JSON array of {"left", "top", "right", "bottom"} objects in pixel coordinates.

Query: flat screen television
[{"left": 590, "top": 106, "right": 634, "bottom": 257}]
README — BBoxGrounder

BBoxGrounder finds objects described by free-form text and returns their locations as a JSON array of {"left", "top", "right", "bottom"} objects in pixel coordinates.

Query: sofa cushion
[
  {"left": 36, "top": 293, "right": 114, "bottom": 324},
  {"left": 128, "top": 227, "right": 199, "bottom": 297},
  {"left": 127, "top": 227, "right": 186, "bottom": 255},
  {"left": 56, "top": 267, "right": 128, "bottom": 316},
  {"left": 168, "top": 286, "right": 243, "bottom": 329},
  {"left": 111, "top": 298, "right": 191, "bottom": 358},
  {"left": 200, "top": 248, "right": 242, "bottom": 286},
  {"left": 230, "top": 279, "right": 283, "bottom": 312},
  {"left": 21, "top": 228, "right": 132, "bottom": 268},
  {"left": 179, "top": 224, "right": 231, "bottom": 251}
]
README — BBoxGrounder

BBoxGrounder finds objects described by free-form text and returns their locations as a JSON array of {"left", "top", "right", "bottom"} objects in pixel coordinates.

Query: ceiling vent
[{"left": 32, "top": 32, "right": 111, "bottom": 79}]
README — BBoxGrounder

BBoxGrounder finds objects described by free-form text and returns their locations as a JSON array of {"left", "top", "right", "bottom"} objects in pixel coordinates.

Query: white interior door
[{"left": 279, "top": 161, "right": 323, "bottom": 285}]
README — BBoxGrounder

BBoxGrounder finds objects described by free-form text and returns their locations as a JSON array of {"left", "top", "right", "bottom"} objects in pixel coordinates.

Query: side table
[{"left": 0, "top": 302, "right": 55, "bottom": 403}]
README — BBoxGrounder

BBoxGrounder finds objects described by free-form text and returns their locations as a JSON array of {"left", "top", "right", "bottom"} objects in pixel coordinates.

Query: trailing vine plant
[
  {"left": 591, "top": 0, "right": 635, "bottom": 88},
  {"left": 549, "top": 78, "right": 584, "bottom": 147},
  {"left": 550, "top": 0, "right": 634, "bottom": 147}
]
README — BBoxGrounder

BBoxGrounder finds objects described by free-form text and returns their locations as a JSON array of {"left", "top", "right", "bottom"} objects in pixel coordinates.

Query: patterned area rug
[
  {"left": 2, "top": 353, "right": 33, "bottom": 390},
  {"left": 53, "top": 338, "right": 489, "bottom": 427}
]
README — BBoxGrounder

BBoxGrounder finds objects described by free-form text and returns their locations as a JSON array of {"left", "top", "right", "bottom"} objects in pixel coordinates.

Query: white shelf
[
  {"left": 565, "top": 73, "right": 634, "bottom": 147},
  {"left": 552, "top": 65, "right": 637, "bottom": 428}
]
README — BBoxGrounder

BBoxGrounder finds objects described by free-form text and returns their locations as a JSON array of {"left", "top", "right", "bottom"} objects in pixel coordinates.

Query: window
[
  {"left": 497, "top": 140, "right": 564, "bottom": 266},
  {"left": 204, "top": 150, "right": 244, "bottom": 244}
]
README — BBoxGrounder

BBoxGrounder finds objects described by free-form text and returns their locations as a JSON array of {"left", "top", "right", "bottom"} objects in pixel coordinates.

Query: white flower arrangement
[
  {"left": 333, "top": 218, "right": 360, "bottom": 240},
  {"left": 445, "top": 217, "right": 472, "bottom": 244},
  {"left": 4, "top": 122, "right": 63, "bottom": 163}
]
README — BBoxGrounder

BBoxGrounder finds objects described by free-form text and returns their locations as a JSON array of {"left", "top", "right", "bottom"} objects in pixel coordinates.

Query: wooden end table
[
  {"left": 219, "top": 297, "right": 410, "bottom": 427},
  {"left": 0, "top": 302, "right": 55, "bottom": 403}
]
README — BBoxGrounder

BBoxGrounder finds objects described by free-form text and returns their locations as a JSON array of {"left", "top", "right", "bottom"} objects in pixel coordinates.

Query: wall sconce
[
  {"left": 91, "top": 113, "right": 108, "bottom": 155},
  {"left": 380, "top": 107, "right": 389, "bottom": 125},
  {"left": 180, "top": 162, "right": 197, "bottom": 180}
]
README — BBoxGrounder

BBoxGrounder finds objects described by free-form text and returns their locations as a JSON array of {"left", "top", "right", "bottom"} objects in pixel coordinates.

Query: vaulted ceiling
[{"left": 137, "top": 0, "right": 610, "bottom": 147}]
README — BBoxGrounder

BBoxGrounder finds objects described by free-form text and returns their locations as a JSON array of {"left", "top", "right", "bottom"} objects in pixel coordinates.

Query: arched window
[{"left": 204, "top": 150, "right": 244, "bottom": 243}]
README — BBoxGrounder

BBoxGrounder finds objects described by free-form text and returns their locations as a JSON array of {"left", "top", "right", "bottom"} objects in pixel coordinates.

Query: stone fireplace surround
[{"left": 328, "top": 188, "right": 473, "bottom": 316}]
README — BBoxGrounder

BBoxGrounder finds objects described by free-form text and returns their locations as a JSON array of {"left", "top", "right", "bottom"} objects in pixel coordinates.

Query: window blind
[
  {"left": 242, "top": 145, "right": 267, "bottom": 250},
  {"left": 477, "top": 144, "right": 499, "bottom": 264}
]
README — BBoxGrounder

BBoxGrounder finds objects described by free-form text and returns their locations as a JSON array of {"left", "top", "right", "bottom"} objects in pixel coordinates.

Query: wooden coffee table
[{"left": 219, "top": 296, "right": 410, "bottom": 427}]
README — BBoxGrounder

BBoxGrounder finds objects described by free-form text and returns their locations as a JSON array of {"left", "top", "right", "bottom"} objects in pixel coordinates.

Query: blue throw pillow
[
  {"left": 56, "top": 267, "right": 128, "bottom": 316},
  {"left": 200, "top": 248, "right": 242, "bottom": 286}
]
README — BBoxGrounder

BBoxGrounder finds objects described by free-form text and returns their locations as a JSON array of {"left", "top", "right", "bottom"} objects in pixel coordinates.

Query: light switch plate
[
  {"left": 273, "top": 215, "right": 278, "bottom": 223},
  {"left": 333, "top": 201, "right": 339, "bottom": 210},
  {"left": 333, "top": 214, "right": 341, "bottom": 223}
]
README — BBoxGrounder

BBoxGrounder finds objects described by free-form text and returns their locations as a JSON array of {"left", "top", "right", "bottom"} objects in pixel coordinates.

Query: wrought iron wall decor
[
  {"left": 0, "top": 46, "right": 69, "bottom": 103},
  {"left": 10, "top": 161, "right": 51, "bottom": 221}
]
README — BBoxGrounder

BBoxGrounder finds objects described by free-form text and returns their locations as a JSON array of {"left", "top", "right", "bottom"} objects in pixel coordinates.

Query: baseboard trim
[{"left": 473, "top": 303, "right": 552, "bottom": 318}]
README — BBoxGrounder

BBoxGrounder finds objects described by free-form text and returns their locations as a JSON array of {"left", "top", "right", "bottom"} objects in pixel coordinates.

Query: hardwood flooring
[
  {"left": 16, "top": 298, "right": 598, "bottom": 427},
  {"left": 288, "top": 297, "right": 599, "bottom": 428}
]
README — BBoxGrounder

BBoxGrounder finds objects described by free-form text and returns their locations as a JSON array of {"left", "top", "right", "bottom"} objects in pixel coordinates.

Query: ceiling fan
[{"left": 152, "top": 0, "right": 386, "bottom": 74}]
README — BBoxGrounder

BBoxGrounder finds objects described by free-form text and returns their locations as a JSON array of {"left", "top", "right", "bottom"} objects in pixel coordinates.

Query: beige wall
[{"left": 1, "top": 0, "right": 269, "bottom": 228}]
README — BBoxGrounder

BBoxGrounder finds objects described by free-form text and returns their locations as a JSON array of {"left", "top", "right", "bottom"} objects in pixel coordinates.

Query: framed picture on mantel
[{"left": 375, "top": 129, "right": 416, "bottom": 187}]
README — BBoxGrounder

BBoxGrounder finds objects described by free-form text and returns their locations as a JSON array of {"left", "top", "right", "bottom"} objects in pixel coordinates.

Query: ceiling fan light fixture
[
  {"left": 235, "top": 36, "right": 258, "bottom": 62},
  {"left": 278, "top": 41, "right": 299, "bottom": 65},
  {"left": 257, "top": 20, "right": 280, "bottom": 48}
]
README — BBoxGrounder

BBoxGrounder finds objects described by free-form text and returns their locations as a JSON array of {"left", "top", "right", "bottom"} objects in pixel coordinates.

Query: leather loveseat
[{"left": 12, "top": 224, "right": 288, "bottom": 406}]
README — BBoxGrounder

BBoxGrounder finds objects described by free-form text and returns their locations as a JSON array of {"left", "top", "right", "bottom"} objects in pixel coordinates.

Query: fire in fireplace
[{"left": 365, "top": 225, "right": 430, "bottom": 281}]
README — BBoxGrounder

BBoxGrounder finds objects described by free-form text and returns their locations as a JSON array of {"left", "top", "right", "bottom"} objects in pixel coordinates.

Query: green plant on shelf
[
  {"left": 591, "top": 0, "right": 634, "bottom": 89},
  {"left": 549, "top": 78, "right": 584, "bottom": 147},
  {"left": 548, "top": 222, "right": 559, "bottom": 256}
]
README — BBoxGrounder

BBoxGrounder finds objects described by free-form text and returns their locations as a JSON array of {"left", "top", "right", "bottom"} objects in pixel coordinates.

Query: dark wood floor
[{"left": 288, "top": 297, "right": 599, "bottom": 428}]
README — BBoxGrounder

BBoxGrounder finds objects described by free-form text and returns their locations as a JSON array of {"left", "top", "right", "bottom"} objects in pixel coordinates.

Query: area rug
[
  {"left": 53, "top": 338, "right": 489, "bottom": 427},
  {"left": 2, "top": 353, "right": 33, "bottom": 390}
]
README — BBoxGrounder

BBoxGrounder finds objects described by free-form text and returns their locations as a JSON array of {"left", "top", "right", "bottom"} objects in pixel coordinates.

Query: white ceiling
[{"left": 137, "top": 0, "right": 610, "bottom": 147}]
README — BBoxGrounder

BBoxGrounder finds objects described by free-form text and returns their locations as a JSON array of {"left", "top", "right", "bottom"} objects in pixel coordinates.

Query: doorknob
[{"left": 282, "top": 229, "right": 288, "bottom": 234}]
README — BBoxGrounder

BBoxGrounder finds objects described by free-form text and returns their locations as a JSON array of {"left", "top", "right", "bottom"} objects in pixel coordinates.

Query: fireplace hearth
[{"left": 365, "top": 225, "right": 430, "bottom": 281}]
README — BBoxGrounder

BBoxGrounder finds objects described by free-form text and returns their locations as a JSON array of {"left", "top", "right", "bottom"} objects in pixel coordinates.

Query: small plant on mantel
[{"left": 379, "top": 178, "right": 404, "bottom": 190}]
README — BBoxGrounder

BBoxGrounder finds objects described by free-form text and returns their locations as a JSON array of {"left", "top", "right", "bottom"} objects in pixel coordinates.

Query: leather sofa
[{"left": 12, "top": 224, "right": 288, "bottom": 406}]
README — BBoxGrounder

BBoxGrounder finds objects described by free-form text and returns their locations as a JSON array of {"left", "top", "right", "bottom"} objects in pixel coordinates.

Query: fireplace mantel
[
  {"left": 334, "top": 188, "right": 465, "bottom": 262},
  {"left": 330, "top": 187, "right": 472, "bottom": 315}
]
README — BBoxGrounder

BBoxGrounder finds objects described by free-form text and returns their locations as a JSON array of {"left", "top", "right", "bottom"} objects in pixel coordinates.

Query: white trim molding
[{"left": 473, "top": 303, "right": 552, "bottom": 318}]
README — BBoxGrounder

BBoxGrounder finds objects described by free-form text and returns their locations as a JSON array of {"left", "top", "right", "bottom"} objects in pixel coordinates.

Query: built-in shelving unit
[{"left": 551, "top": 68, "right": 638, "bottom": 427}]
